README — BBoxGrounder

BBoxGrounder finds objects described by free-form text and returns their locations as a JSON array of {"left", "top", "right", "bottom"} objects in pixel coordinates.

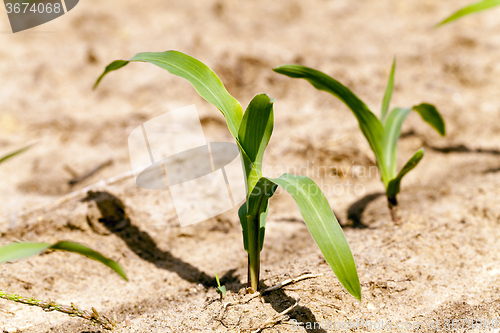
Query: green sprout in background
[
  {"left": 437, "top": 0, "right": 500, "bottom": 26},
  {"left": 94, "top": 50, "right": 361, "bottom": 300},
  {"left": 0, "top": 143, "right": 34, "bottom": 164},
  {"left": 214, "top": 272, "right": 226, "bottom": 300},
  {"left": 274, "top": 59, "right": 445, "bottom": 223}
]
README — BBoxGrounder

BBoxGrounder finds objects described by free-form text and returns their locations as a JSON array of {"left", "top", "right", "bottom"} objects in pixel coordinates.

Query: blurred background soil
[{"left": 0, "top": 0, "right": 500, "bottom": 331}]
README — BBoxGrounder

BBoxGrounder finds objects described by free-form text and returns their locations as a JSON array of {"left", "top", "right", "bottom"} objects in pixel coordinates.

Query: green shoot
[
  {"left": 214, "top": 272, "right": 226, "bottom": 299},
  {"left": 95, "top": 50, "right": 361, "bottom": 300},
  {"left": 0, "top": 241, "right": 128, "bottom": 280},
  {"left": 0, "top": 143, "right": 35, "bottom": 164},
  {"left": 274, "top": 59, "right": 445, "bottom": 222},
  {"left": 437, "top": 0, "right": 500, "bottom": 26}
]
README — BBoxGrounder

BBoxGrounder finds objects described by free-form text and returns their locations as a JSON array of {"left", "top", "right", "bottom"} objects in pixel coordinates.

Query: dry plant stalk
[{"left": 0, "top": 291, "right": 116, "bottom": 330}]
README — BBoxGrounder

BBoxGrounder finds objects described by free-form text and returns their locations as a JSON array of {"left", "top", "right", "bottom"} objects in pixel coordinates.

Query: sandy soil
[{"left": 1, "top": 0, "right": 500, "bottom": 331}]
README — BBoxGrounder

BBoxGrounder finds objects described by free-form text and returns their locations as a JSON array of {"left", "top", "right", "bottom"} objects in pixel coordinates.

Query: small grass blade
[
  {"left": 239, "top": 202, "right": 271, "bottom": 252},
  {"left": 273, "top": 65, "right": 388, "bottom": 184},
  {"left": 386, "top": 148, "right": 425, "bottom": 202},
  {"left": 94, "top": 50, "right": 243, "bottom": 139},
  {"left": 0, "top": 241, "right": 127, "bottom": 281},
  {"left": 381, "top": 58, "right": 396, "bottom": 123},
  {"left": 214, "top": 272, "right": 226, "bottom": 297},
  {"left": 0, "top": 144, "right": 35, "bottom": 165},
  {"left": 437, "top": 0, "right": 500, "bottom": 26}
]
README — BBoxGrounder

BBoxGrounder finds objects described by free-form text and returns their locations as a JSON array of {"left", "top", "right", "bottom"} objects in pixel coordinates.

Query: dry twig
[
  {"left": 243, "top": 298, "right": 300, "bottom": 333},
  {"left": 68, "top": 159, "right": 113, "bottom": 186},
  {"left": 216, "top": 274, "right": 323, "bottom": 333},
  {"left": 221, "top": 273, "right": 321, "bottom": 313}
]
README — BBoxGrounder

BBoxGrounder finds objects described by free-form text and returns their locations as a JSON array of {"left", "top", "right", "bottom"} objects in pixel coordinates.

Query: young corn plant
[
  {"left": 274, "top": 59, "right": 445, "bottom": 222},
  {"left": 437, "top": 0, "right": 500, "bottom": 26},
  {"left": 94, "top": 50, "right": 361, "bottom": 300}
]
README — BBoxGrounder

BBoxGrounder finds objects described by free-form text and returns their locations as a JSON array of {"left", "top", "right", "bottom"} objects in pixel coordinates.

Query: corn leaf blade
[
  {"left": 0, "top": 242, "right": 51, "bottom": 263},
  {"left": 50, "top": 241, "right": 128, "bottom": 281},
  {"left": 0, "top": 241, "right": 127, "bottom": 281},
  {"left": 241, "top": 178, "right": 277, "bottom": 252},
  {"left": 94, "top": 50, "right": 243, "bottom": 139},
  {"left": 386, "top": 148, "right": 425, "bottom": 202},
  {"left": 383, "top": 107, "right": 413, "bottom": 178},
  {"left": 412, "top": 104, "right": 446, "bottom": 136},
  {"left": 383, "top": 103, "right": 443, "bottom": 180},
  {"left": 381, "top": 58, "right": 396, "bottom": 123},
  {"left": 437, "top": 0, "right": 500, "bottom": 26},
  {"left": 273, "top": 65, "right": 387, "bottom": 184},
  {"left": 248, "top": 173, "right": 361, "bottom": 300},
  {"left": 238, "top": 94, "right": 274, "bottom": 192}
]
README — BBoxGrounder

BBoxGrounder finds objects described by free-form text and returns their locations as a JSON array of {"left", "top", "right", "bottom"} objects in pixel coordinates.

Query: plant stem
[
  {"left": 247, "top": 214, "right": 260, "bottom": 292},
  {"left": 0, "top": 291, "right": 116, "bottom": 330},
  {"left": 387, "top": 197, "right": 398, "bottom": 223}
]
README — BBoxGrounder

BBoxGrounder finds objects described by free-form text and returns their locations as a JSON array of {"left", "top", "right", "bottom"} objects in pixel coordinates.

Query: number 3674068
[{"left": 5, "top": 2, "right": 62, "bottom": 14}]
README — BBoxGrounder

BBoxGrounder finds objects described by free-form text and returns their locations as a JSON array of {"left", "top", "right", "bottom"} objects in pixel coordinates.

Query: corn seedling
[
  {"left": 94, "top": 50, "right": 361, "bottom": 300},
  {"left": 274, "top": 59, "right": 445, "bottom": 222},
  {"left": 437, "top": 0, "right": 500, "bottom": 26},
  {"left": 0, "top": 241, "right": 127, "bottom": 327}
]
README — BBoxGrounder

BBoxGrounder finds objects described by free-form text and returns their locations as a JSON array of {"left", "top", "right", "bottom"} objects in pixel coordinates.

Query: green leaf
[
  {"left": 214, "top": 272, "right": 226, "bottom": 296},
  {"left": 273, "top": 65, "right": 388, "bottom": 185},
  {"left": 412, "top": 104, "right": 446, "bottom": 136},
  {"left": 237, "top": 94, "right": 275, "bottom": 254},
  {"left": 238, "top": 204, "right": 249, "bottom": 251},
  {"left": 0, "top": 242, "right": 51, "bottom": 262},
  {"left": 386, "top": 148, "right": 425, "bottom": 202},
  {"left": 247, "top": 173, "right": 361, "bottom": 300},
  {"left": 241, "top": 178, "right": 277, "bottom": 252},
  {"left": 50, "top": 241, "right": 127, "bottom": 281},
  {"left": 94, "top": 50, "right": 243, "bottom": 139},
  {"left": 381, "top": 58, "right": 396, "bottom": 123},
  {"left": 383, "top": 107, "right": 413, "bottom": 178},
  {"left": 383, "top": 104, "right": 444, "bottom": 179},
  {"left": 0, "top": 241, "right": 127, "bottom": 281},
  {"left": 437, "top": 0, "right": 500, "bottom": 26},
  {"left": 238, "top": 202, "right": 270, "bottom": 252},
  {"left": 0, "top": 144, "right": 34, "bottom": 165},
  {"left": 238, "top": 94, "right": 274, "bottom": 193},
  {"left": 216, "top": 285, "right": 227, "bottom": 296}
]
